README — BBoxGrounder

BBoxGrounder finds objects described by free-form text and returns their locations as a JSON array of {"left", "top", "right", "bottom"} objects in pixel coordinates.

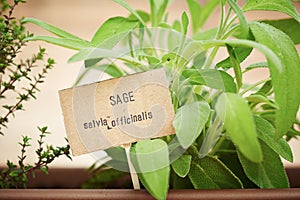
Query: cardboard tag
[{"left": 59, "top": 68, "right": 175, "bottom": 156}]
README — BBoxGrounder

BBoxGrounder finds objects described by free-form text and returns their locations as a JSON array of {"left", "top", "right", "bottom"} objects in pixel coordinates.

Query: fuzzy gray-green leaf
[
  {"left": 173, "top": 101, "right": 210, "bottom": 149},
  {"left": 188, "top": 156, "right": 243, "bottom": 189},
  {"left": 171, "top": 155, "right": 192, "bottom": 178},
  {"left": 215, "top": 93, "right": 262, "bottom": 162},
  {"left": 238, "top": 140, "right": 289, "bottom": 188},
  {"left": 254, "top": 115, "right": 293, "bottom": 162}
]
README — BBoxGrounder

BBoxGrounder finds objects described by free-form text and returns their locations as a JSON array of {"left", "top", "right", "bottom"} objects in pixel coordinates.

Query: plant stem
[{"left": 239, "top": 77, "right": 271, "bottom": 96}]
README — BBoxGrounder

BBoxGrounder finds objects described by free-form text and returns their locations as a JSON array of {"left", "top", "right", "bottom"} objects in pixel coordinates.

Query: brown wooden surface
[{"left": 1, "top": 189, "right": 300, "bottom": 200}]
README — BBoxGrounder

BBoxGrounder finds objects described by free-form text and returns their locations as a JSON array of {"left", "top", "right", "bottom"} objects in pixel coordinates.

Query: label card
[{"left": 59, "top": 68, "right": 175, "bottom": 156}]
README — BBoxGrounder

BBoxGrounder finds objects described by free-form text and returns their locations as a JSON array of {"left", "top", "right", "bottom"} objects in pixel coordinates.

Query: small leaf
[
  {"left": 215, "top": 93, "right": 262, "bottom": 162},
  {"left": 228, "top": 0, "right": 249, "bottom": 39},
  {"left": 238, "top": 140, "right": 289, "bottom": 188},
  {"left": 171, "top": 155, "right": 192, "bottom": 178},
  {"left": 22, "top": 18, "right": 84, "bottom": 40},
  {"left": 173, "top": 101, "right": 210, "bottom": 149},
  {"left": 181, "top": 11, "right": 189, "bottom": 35},
  {"left": 250, "top": 22, "right": 300, "bottom": 139},
  {"left": 91, "top": 17, "right": 139, "bottom": 46},
  {"left": 112, "top": 0, "right": 146, "bottom": 26},
  {"left": 226, "top": 44, "right": 243, "bottom": 90},
  {"left": 254, "top": 115, "right": 293, "bottom": 162},
  {"left": 24, "top": 36, "right": 93, "bottom": 50},
  {"left": 183, "top": 69, "right": 237, "bottom": 93},
  {"left": 9, "top": 171, "right": 19, "bottom": 177},
  {"left": 128, "top": 10, "right": 150, "bottom": 23},
  {"left": 135, "top": 139, "right": 169, "bottom": 200},
  {"left": 186, "top": 0, "right": 202, "bottom": 33},
  {"left": 243, "top": 0, "right": 300, "bottom": 23}
]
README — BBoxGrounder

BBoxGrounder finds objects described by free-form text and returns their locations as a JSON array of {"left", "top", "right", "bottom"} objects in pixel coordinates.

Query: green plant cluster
[
  {"left": 0, "top": 127, "right": 71, "bottom": 188},
  {"left": 23, "top": 0, "right": 300, "bottom": 199},
  {"left": 0, "top": 0, "right": 71, "bottom": 188}
]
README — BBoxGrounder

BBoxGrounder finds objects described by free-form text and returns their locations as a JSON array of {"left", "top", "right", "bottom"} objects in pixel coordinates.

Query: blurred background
[{"left": 0, "top": 0, "right": 299, "bottom": 169}]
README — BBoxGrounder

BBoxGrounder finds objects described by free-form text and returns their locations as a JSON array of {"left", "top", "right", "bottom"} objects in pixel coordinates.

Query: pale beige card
[{"left": 59, "top": 68, "right": 175, "bottom": 156}]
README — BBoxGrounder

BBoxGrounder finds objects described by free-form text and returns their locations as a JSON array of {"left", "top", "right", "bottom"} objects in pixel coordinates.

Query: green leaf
[
  {"left": 9, "top": 171, "right": 19, "bottom": 177},
  {"left": 173, "top": 101, "right": 210, "bottom": 149},
  {"left": 189, "top": 156, "right": 243, "bottom": 189},
  {"left": 250, "top": 22, "right": 300, "bottom": 139},
  {"left": 243, "top": 0, "right": 300, "bottom": 23},
  {"left": 217, "top": 46, "right": 252, "bottom": 70},
  {"left": 113, "top": 0, "right": 146, "bottom": 26},
  {"left": 91, "top": 17, "right": 139, "bottom": 46},
  {"left": 186, "top": 0, "right": 202, "bottom": 33},
  {"left": 189, "top": 163, "right": 219, "bottom": 189},
  {"left": 24, "top": 36, "right": 93, "bottom": 50},
  {"left": 22, "top": 18, "right": 84, "bottom": 41},
  {"left": 171, "top": 155, "right": 192, "bottom": 178},
  {"left": 135, "top": 139, "right": 169, "bottom": 200},
  {"left": 262, "top": 18, "right": 300, "bottom": 44},
  {"left": 226, "top": 45, "right": 243, "bottom": 90},
  {"left": 181, "top": 11, "right": 189, "bottom": 35},
  {"left": 244, "top": 62, "right": 268, "bottom": 73},
  {"left": 192, "top": 28, "right": 218, "bottom": 40},
  {"left": 149, "top": 0, "right": 169, "bottom": 26},
  {"left": 238, "top": 140, "right": 289, "bottom": 188},
  {"left": 228, "top": 0, "right": 249, "bottom": 39},
  {"left": 183, "top": 69, "right": 237, "bottom": 93},
  {"left": 215, "top": 93, "right": 262, "bottom": 162},
  {"left": 128, "top": 10, "right": 150, "bottom": 23},
  {"left": 254, "top": 115, "right": 293, "bottom": 162}
]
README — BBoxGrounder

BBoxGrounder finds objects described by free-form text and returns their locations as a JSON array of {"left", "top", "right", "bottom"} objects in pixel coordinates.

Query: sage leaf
[
  {"left": 216, "top": 47, "right": 252, "bottom": 69},
  {"left": 183, "top": 69, "right": 237, "bottom": 93},
  {"left": 91, "top": 17, "right": 139, "bottom": 46},
  {"left": 173, "top": 101, "right": 210, "bottom": 149},
  {"left": 171, "top": 155, "right": 192, "bottom": 178},
  {"left": 186, "top": 0, "right": 202, "bottom": 32},
  {"left": 250, "top": 22, "right": 300, "bottom": 139},
  {"left": 22, "top": 18, "right": 84, "bottom": 41},
  {"left": 215, "top": 93, "right": 262, "bottom": 162},
  {"left": 24, "top": 36, "right": 93, "bottom": 50},
  {"left": 238, "top": 140, "right": 289, "bottom": 188},
  {"left": 181, "top": 12, "right": 189, "bottom": 35},
  {"left": 189, "top": 163, "right": 219, "bottom": 189},
  {"left": 113, "top": 0, "right": 146, "bottom": 26},
  {"left": 189, "top": 156, "right": 243, "bottom": 189},
  {"left": 135, "top": 139, "right": 169, "bottom": 200},
  {"left": 228, "top": 0, "right": 249, "bottom": 39},
  {"left": 187, "top": 0, "right": 219, "bottom": 32},
  {"left": 262, "top": 18, "right": 300, "bottom": 44},
  {"left": 243, "top": 0, "right": 300, "bottom": 23},
  {"left": 254, "top": 115, "right": 293, "bottom": 162},
  {"left": 226, "top": 45, "right": 243, "bottom": 90}
]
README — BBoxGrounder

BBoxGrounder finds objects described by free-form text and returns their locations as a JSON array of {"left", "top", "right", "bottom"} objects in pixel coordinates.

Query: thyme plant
[{"left": 0, "top": 0, "right": 71, "bottom": 188}]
